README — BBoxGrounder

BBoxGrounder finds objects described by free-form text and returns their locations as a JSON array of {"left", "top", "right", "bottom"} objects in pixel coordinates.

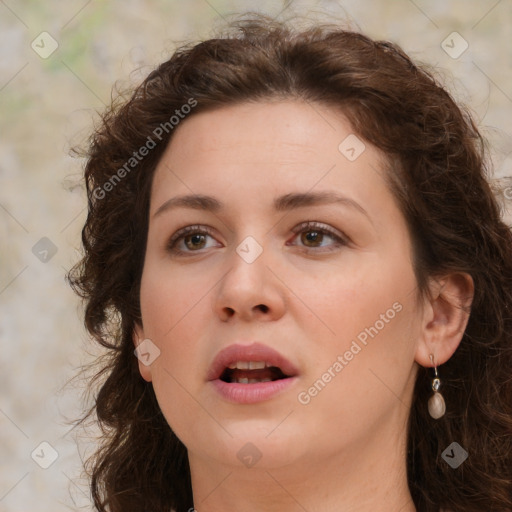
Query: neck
[{"left": 188, "top": 410, "right": 416, "bottom": 512}]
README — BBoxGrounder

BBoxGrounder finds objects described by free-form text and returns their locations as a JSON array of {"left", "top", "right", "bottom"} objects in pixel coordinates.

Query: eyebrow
[{"left": 153, "top": 191, "right": 371, "bottom": 221}]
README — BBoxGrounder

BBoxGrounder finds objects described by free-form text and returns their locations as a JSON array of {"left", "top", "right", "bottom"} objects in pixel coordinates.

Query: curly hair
[{"left": 68, "top": 13, "right": 512, "bottom": 512}]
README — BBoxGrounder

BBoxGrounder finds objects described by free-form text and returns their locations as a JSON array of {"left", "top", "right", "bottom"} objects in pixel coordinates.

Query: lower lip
[{"left": 210, "top": 377, "right": 298, "bottom": 404}]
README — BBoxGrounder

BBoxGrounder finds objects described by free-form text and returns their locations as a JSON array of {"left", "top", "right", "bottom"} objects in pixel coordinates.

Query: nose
[{"left": 212, "top": 239, "right": 287, "bottom": 323}]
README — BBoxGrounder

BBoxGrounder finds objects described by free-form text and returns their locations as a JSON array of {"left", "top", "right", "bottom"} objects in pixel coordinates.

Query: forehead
[{"left": 150, "top": 100, "right": 389, "bottom": 208}]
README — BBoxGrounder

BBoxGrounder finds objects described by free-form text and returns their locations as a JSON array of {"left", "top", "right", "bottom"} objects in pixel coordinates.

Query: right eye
[{"left": 166, "top": 225, "right": 221, "bottom": 255}]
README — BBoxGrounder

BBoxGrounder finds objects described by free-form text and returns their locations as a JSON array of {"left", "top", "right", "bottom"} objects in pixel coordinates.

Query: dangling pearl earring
[{"left": 427, "top": 354, "right": 446, "bottom": 419}]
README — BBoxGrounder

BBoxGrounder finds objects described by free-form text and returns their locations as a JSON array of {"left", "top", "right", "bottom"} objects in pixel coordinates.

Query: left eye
[{"left": 288, "top": 221, "right": 348, "bottom": 251}]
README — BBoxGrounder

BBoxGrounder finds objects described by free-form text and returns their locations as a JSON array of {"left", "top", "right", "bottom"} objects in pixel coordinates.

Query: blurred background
[{"left": 1, "top": 0, "right": 511, "bottom": 510}]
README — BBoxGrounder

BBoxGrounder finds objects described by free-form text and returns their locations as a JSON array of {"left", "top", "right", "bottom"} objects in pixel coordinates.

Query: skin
[{"left": 133, "top": 100, "right": 474, "bottom": 512}]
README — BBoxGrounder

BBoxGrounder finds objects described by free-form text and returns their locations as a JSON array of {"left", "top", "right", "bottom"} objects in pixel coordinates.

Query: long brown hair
[{"left": 68, "top": 13, "right": 512, "bottom": 512}]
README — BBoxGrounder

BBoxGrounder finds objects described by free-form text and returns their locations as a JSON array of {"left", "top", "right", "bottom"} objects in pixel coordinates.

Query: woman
[{"left": 68, "top": 13, "right": 512, "bottom": 512}]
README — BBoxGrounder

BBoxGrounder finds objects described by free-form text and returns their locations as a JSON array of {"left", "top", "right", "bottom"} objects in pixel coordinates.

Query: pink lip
[
  {"left": 207, "top": 342, "right": 300, "bottom": 404},
  {"left": 210, "top": 378, "right": 298, "bottom": 404}
]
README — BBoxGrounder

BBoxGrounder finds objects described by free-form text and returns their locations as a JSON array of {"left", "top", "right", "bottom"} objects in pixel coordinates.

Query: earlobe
[
  {"left": 415, "top": 272, "right": 474, "bottom": 367},
  {"left": 133, "top": 322, "right": 153, "bottom": 382}
]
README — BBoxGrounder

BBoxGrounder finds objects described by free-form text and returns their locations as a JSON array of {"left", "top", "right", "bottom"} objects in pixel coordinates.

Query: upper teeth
[{"left": 227, "top": 361, "right": 268, "bottom": 370}]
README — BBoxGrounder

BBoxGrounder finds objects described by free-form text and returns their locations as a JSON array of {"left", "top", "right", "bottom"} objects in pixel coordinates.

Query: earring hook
[{"left": 429, "top": 353, "right": 439, "bottom": 378}]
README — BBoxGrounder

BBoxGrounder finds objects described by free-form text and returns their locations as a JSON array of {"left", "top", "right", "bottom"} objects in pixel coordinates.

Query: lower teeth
[{"left": 232, "top": 377, "right": 272, "bottom": 384}]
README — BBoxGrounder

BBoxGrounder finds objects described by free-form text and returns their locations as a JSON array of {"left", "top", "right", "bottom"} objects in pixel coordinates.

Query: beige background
[{"left": 1, "top": 1, "right": 511, "bottom": 510}]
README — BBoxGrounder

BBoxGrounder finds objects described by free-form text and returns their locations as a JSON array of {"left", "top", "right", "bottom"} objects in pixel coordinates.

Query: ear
[
  {"left": 133, "top": 321, "right": 153, "bottom": 382},
  {"left": 415, "top": 272, "right": 474, "bottom": 367}
]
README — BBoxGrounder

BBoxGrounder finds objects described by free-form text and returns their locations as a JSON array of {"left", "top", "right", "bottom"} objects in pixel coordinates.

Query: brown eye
[
  {"left": 290, "top": 221, "right": 349, "bottom": 252},
  {"left": 301, "top": 229, "right": 325, "bottom": 247},
  {"left": 167, "top": 225, "right": 219, "bottom": 254},
  {"left": 183, "top": 233, "right": 207, "bottom": 250}
]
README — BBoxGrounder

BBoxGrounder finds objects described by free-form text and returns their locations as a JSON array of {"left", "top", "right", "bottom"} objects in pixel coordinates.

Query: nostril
[{"left": 257, "top": 304, "right": 269, "bottom": 313}]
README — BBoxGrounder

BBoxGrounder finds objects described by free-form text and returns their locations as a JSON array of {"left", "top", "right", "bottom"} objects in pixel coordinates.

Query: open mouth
[
  {"left": 219, "top": 361, "right": 291, "bottom": 384},
  {"left": 208, "top": 343, "right": 299, "bottom": 403}
]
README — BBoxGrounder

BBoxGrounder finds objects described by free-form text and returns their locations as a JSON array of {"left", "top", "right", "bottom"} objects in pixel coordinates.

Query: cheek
[
  {"left": 138, "top": 264, "right": 210, "bottom": 403},
  {"left": 295, "top": 251, "right": 419, "bottom": 383},
  {"left": 295, "top": 269, "right": 419, "bottom": 429},
  {"left": 294, "top": 253, "right": 415, "bottom": 340},
  {"left": 139, "top": 261, "right": 208, "bottom": 340},
  {"left": 139, "top": 267, "right": 213, "bottom": 439}
]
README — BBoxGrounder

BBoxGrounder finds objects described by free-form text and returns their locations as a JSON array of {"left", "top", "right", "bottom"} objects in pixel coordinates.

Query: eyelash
[{"left": 166, "top": 221, "right": 349, "bottom": 255}]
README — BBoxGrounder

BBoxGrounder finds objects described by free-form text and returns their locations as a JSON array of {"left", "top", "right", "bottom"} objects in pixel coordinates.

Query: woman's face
[{"left": 135, "top": 100, "right": 425, "bottom": 471}]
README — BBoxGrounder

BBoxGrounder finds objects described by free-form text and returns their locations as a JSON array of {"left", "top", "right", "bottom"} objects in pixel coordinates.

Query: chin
[{"left": 185, "top": 420, "right": 306, "bottom": 470}]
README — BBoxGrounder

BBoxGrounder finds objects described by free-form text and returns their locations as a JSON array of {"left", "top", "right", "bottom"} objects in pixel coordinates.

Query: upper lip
[{"left": 207, "top": 342, "right": 300, "bottom": 381}]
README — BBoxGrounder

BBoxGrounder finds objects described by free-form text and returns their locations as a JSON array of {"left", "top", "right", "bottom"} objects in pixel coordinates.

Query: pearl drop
[{"left": 428, "top": 392, "right": 446, "bottom": 419}]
